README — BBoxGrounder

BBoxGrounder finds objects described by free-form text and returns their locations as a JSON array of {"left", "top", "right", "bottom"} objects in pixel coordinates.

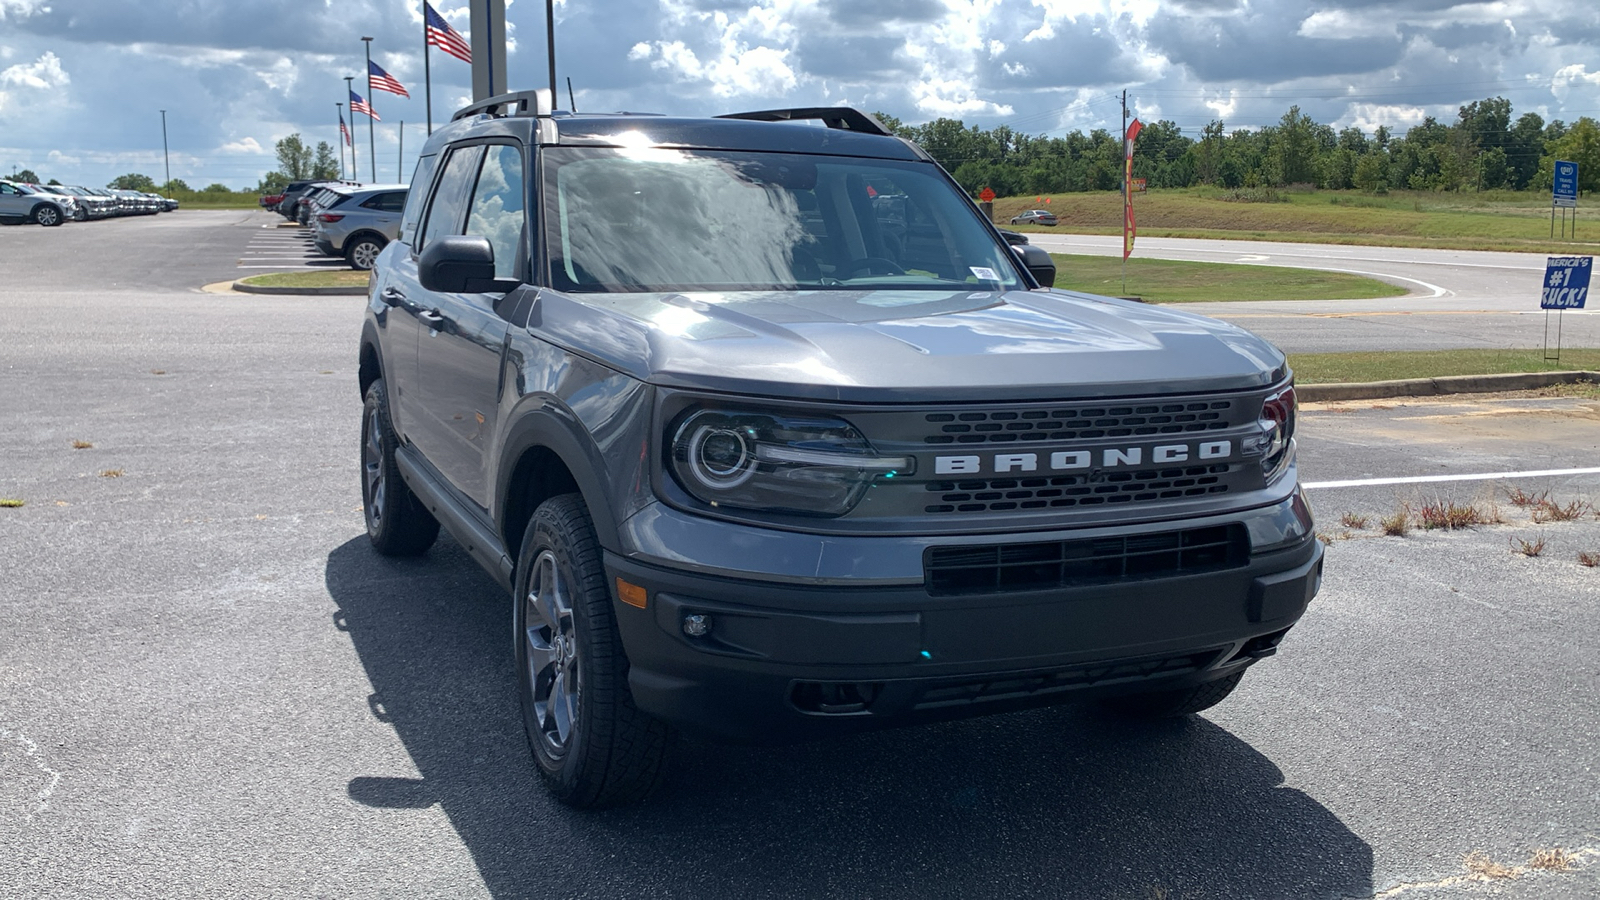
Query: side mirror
[
  {"left": 1014, "top": 243, "right": 1056, "bottom": 288},
  {"left": 418, "top": 235, "right": 508, "bottom": 293}
]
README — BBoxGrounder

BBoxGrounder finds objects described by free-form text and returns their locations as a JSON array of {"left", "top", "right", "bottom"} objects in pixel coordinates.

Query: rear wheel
[
  {"left": 361, "top": 378, "right": 440, "bottom": 556},
  {"left": 347, "top": 236, "right": 385, "bottom": 271},
  {"left": 33, "top": 204, "right": 62, "bottom": 227},
  {"left": 1098, "top": 672, "right": 1244, "bottom": 719},
  {"left": 515, "top": 493, "right": 671, "bottom": 808}
]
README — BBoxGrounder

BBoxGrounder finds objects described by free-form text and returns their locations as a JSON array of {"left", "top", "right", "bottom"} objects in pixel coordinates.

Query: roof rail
[
  {"left": 451, "top": 89, "right": 554, "bottom": 122},
  {"left": 716, "top": 107, "right": 893, "bottom": 137}
]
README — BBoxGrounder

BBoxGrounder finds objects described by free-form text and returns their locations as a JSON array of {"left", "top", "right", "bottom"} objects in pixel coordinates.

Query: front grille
[
  {"left": 911, "top": 650, "right": 1223, "bottom": 710},
  {"left": 925, "top": 524, "right": 1248, "bottom": 596},
  {"left": 921, "top": 464, "right": 1233, "bottom": 514},
  {"left": 923, "top": 401, "right": 1235, "bottom": 445}
]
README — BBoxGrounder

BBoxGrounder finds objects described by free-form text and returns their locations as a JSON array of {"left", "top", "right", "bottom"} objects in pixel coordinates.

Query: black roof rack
[
  {"left": 452, "top": 89, "right": 553, "bottom": 122},
  {"left": 716, "top": 107, "right": 893, "bottom": 137}
]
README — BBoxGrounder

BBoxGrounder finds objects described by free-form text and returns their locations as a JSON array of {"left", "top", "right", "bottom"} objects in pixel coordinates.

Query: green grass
[
  {"left": 1287, "top": 348, "right": 1600, "bottom": 384},
  {"left": 1000, "top": 187, "right": 1600, "bottom": 253},
  {"left": 238, "top": 270, "right": 369, "bottom": 288},
  {"left": 1048, "top": 253, "right": 1406, "bottom": 303}
]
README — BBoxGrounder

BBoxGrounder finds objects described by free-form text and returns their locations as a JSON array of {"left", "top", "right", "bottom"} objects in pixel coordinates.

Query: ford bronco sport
[{"left": 359, "top": 91, "right": 1322, "bottom": 808}]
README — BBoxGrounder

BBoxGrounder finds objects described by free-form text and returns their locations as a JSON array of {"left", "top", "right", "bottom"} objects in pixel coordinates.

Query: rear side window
[
  {"left": 399, "top": 155, "right": 438, "bottom": 244},
  {"left": 363, "top": 191, "right": 407, "bottom": 212},
  {"left": 465, "top": 145, "right": 526, "bottom": 280},
  {"left": 420, "top": 146, "right": 484, "bottom": 251}
]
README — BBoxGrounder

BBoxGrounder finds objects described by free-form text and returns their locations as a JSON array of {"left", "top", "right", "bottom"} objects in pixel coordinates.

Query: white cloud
[
  {"left": 911, "top": 77, "right": 1014, "bottom": 117},
  {"left": 220, "top": 137, "right": 263, "bottom": 154},
  {"left": 1346, "top": 103, "right": 1428, "bottom": 133},
  {"left": 1297, "top": 10, "right": 1397, "bottom": 40},
  {"left": 0, "top": 0, "right": 49, "bottom": 22},
  {"left": 0, "top": 50, "right": 68, "bottom": 89}
]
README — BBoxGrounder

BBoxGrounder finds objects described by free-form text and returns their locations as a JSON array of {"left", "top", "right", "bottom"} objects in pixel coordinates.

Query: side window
[
  {"left": 399, "top": 154, "right": 438, "bottom": 244},
  {"left": 465, "top": 144, "right": 526, "bottom": 280},
  {"left": 364, "top": 191, "right": 406, "bottom": 212},
  {"left": 419, "top": 146, "right": 484, "bottom": 251}
]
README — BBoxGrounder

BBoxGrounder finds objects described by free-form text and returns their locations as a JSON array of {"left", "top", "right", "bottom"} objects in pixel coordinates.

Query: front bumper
[{"left": 608, "top": 492, "right": 1323, "bottom": 743}]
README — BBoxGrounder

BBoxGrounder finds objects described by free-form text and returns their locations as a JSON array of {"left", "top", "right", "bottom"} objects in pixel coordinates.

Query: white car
[{"left": 0, "top": 181, "right": 78, "bottom": 226}]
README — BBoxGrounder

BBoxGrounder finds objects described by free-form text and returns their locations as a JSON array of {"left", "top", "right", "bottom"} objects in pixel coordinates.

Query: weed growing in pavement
[
  {"left": 0, "top": 498, "right": 24, "bottom": 508},
  {"left": 1339, "top": 512, "right": 1370, "bottom": 529},
  {"left": 1416, "top": 499, "right": 1489, "bottom": 530},
  {"left": 1380, "top": 509, "right": 1411, "bottom": 536},
  {"left": 1528, "top": 848, "right": 1577, "bottom": 871},
  {"left": 99, "top": 469, "right": 124, "bottom": 478},
  {"left": 1506, "top": 486, "right": 1548, "bottom": 508},
  {"left": 1579, "top": 551, "right": 1599, "bottom": 568},
  {"left": 1532, "top": 498, "right": 1590, "bottom": 523},
  {"left": 1511, "top": 535, "right": 1547, "bottom": 557},
  {"left": 70, "top": 439, "right": 93, "bottom": 449},
  {"left": 1463, "top": 850, "right": 1517, "bottom": 880}
]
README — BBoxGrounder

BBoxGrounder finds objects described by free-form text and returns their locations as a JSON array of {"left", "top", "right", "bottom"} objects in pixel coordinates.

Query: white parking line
[{"left": 1303, "top": 467, "right": 1600, "bottom": 490}]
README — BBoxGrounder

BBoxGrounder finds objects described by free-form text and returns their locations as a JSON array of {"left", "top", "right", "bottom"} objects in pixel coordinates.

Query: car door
[
  {"left": 0, "top": 183, "right": 27, "bottom": 220},
  {"left": 409, "top": 142, "right": 528, "bottom": 509},
  {"left": 384, "top": 150, "right": 457, "bottom": 445}
]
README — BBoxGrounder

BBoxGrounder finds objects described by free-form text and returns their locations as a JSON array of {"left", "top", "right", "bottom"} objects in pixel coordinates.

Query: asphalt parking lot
[{"left": 2, "top": 212, "right": 1597, "bottom": 899}]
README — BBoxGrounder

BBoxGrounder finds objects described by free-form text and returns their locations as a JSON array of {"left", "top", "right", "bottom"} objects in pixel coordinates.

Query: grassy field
[
  {"left": 1287, "top": 348, "right": 1600, "bottom": 384},
  {"left": 238, "top": 270, "right": 367, "bottom": 288},
  {"left": 1048, "top": 253, "right": 1406, "bottom": 302},
  {"left": 1000, "top": 187, "right": 1600, "bottom": 254}
]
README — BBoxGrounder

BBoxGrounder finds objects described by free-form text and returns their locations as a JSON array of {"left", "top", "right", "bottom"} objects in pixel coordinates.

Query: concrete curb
[
  {"left": 1299, "top": 371, "right": 1600, "bottom": 402},
  {"left": 231, "top": 279, "right": 366, "bottom": 296}
]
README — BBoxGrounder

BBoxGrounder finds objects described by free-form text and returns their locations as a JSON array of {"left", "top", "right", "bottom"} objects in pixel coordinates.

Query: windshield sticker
[{"left": 969, "top": 267, "right": 1001, "bottom": 282}]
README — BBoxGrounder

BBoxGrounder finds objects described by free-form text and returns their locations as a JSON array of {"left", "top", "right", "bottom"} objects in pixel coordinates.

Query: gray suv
[
  {"left": 360, "top": 93, "right": 1321, "bottom": 808},
  {"left": 0, "top": 181, "right": 77, "bottom": 226},
  {"left": 312, "top": 184, "right": 408, "bottom": 269}
]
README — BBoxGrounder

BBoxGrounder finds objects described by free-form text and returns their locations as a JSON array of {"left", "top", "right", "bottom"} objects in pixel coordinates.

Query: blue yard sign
[
  {"left": 1553, "top": 160, "right": 1578, "bottom": 208},
  {"left": 1541, "top": 256, "right": 1591, "bottom": 309}
]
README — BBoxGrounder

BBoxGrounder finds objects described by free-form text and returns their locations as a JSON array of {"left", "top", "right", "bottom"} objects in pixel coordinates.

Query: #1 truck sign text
[{"left": 1541, "top": 256, "right": 1591, "bottom": 309}]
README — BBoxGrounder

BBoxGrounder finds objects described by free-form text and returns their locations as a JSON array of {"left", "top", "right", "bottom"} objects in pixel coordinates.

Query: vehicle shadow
[{"left": 327, "top": 536, "right": 1372, "bottom": 900}]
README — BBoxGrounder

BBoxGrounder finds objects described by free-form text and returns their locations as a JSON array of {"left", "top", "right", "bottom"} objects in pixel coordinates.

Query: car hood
[{"left": 533, "top": 287, "right": 1288, "bottom": 403}]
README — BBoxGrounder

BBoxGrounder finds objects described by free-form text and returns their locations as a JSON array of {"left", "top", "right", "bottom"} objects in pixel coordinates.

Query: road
[
  {"left": 2, "top": 211, "right": 1597, "bottom": 898},
  {"left": 1026, "top": 233, "right": 1600, "bottom": 353}
]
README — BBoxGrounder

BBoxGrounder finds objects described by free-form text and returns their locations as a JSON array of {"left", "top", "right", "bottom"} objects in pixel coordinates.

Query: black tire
[
  {"left": 33, "top": 204, "right": 63, "bottom": 227},
  {"left": 1098, "top": 672, "right": 1244, "bottom": 719},
  {"left": 361, "top": 378, "right": 440, "bottom": 556},
  {"left": 346, "top": 235, "right": 385, "bottom": 271},
  {"left": 515, "top": 493, "right": 671, "bottom": 808}
]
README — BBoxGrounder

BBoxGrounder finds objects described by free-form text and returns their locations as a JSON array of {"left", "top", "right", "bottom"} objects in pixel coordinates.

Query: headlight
[
  {"left": 669, "top": 409, "right": 913, "bottom": 516},
  {"left": 1257, "top": 384, "right": 1297, "bottom": 481}
]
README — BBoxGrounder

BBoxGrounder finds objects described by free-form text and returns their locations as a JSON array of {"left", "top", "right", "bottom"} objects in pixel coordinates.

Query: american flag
[
  {"left": 350, "top": 89, "right": 380, "bottom": 122},
  {"left": 425, "top": 2, "right": 471, "bottom": 64},
  {"left": 368, "top": 60, "right": 410, "bottom": 98},
  {"left": 339, "top": 110, "right": 351, "bottom": 146}
]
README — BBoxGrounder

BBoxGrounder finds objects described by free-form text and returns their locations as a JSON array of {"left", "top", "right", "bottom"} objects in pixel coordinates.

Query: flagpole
[
  {"left": 423, "top": 4, "right": 433, "bottom": 135},
  {"left": 398, "top": 121, "right": 404, "bottom": 182},
  {"left": 335, "top": 103, "right": 346, "bottom": 179},
  {"left": 362, "top": 36, "right": 377, "bottom": 183},
  {"left": 345, "top": 76, "right": 357, "bottom": 182}
]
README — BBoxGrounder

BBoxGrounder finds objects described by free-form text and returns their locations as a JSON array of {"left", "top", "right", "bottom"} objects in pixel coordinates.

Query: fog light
[{"left": 682, "top": 614, "right": 711, "bottom": 637}]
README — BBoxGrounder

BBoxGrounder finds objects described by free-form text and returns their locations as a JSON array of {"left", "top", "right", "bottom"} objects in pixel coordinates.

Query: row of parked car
[
  {"left": 260, "top": 179, "right": 407, "bottom": 270},
  {"left": 0, "top": 180, "right": 177, "bottom": 226}
]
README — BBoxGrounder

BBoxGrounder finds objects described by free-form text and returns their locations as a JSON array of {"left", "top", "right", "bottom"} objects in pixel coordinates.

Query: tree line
[{"left": 873, "top": 97, "right": 1600, "bottom": 197}]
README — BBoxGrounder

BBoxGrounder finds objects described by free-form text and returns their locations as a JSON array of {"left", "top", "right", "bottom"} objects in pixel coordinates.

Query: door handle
[
  {"left": 380, "top": 286, "right": 405, "bottom": 306},
  {"left": 418, "top": 309, "right": 445, "bottom": 328}
]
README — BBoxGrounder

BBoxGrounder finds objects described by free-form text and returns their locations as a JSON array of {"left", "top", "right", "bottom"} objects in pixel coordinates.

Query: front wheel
[
  {"left": 515, "top": 493, "right": 671, "bottom": 808},
  {"left": 33, "top": 204, "right": 62, "bottom": 227},
  {"left": 1097, "top": 672, "right": 1244, "bottom": 719},
  {"left": 361, "top": 378, "right": 440, "bottom": 556}
]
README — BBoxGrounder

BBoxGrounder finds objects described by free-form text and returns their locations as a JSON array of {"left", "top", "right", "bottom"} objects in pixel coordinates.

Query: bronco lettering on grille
[{"left": 934, "top": 441, "right": 1232, "bottom": 476}]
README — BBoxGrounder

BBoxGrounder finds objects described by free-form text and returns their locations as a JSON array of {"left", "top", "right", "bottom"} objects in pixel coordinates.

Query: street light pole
[
  {"left": 361, "top": 37, "right": 376, "bottom": 183},
  {"left": 160, "top": 109, "right": 171, "bottom": 192},
  {"left": 345, "top": 76, "right": 358, "bottom": 182}
]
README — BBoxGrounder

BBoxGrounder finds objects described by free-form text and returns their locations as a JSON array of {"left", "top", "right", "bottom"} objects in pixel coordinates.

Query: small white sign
[{"left": 969, "top": 267, "right": 1000, "bottom": 282}]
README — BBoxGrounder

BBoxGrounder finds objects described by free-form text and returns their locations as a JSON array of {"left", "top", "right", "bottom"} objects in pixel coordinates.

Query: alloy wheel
[{"left": 524, "top": 549, "right": 581, "bottom": 757}]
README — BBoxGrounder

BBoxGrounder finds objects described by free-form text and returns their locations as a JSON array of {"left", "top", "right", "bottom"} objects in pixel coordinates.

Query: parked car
[
  {"left": 359, "top": 93, "right": 1319, "bottom": 808},
  {"left": 1009, "top": 209, "right": 1058, "bottom": 226},
  {"left": 0, "top": 180, "right": 76, "bottom": 225},
  {"left": 47, "top": 186, "right": 116, "bottom": 219},
  {"left": 275, "top": 180, "right": 320, "bottom": 219},
  {"left": 260, "top": 192, "right": 285, "bottom": 209},
  {"left": 311, "top": 183, "right": 407, "bottom": 269}
]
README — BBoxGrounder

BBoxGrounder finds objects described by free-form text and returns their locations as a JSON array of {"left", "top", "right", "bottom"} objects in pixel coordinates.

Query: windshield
[{"left": 541, "top": 147, "right": 1023, "bottom": 293}]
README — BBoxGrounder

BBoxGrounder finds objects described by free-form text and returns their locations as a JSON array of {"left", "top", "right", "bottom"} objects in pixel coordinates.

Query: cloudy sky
[{"left": 1, "top": 0, "right": 1597, "bottom": 189}]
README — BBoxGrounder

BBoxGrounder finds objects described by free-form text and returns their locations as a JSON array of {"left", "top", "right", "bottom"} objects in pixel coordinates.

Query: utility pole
[
  {"left": 345, "top": 76, "right": 358, "bottom": 183},
  {"left": 336, "top": 102, "right": 347, "bottom": 180},
  {"left": 160, "top": 109, "right": 171, "bottom": 192},
  {"left": 362, "top": 37, "right": 377, "bottom": 182}
]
